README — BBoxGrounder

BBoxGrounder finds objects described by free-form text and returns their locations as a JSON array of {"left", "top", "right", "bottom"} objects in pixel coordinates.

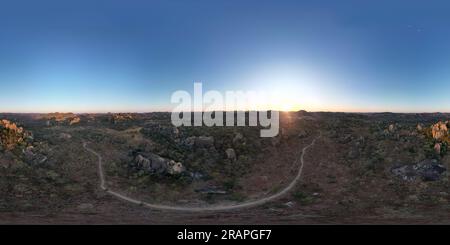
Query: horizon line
[{"left": 1, "top": 110, "right": 450, "bottom": 114}]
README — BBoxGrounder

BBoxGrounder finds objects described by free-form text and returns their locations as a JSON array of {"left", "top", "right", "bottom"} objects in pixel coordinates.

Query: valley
[{"left": 0, "top": 111, "right": 449, "bottom": 224}]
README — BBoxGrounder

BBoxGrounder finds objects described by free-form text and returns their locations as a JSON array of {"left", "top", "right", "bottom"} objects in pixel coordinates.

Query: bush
[{"left": 292, "top": 191, "right": 314, "bottom": 205}]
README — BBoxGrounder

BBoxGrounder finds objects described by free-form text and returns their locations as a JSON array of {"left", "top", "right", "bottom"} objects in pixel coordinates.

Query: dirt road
[{"left": 83, "top": 133, "right": 321, "bottom": 212}]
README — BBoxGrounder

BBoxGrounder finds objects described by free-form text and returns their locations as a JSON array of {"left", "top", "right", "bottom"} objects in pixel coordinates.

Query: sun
[
  {"left": 280, "top": 103, "right": 296, "bottom": 112},
  {"left": 266, "top": 89, "right": 302, "bottom": 111}
]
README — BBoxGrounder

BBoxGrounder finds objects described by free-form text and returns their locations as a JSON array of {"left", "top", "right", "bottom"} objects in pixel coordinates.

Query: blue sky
[{"left": 1, "top": 0, "right": 450, "bottom": 112}]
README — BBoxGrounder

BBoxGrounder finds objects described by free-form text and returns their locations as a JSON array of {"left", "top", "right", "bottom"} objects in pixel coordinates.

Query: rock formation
[
  {"left": 391, "top": 159, "right": 446, "bottom": 181},
  {"left": 111, "top": 113, "right": 134, "bottom": 123},
  {"left": 0, "top": 119, "right": 32, "bottom": 150},
  {"left": 69, "top": 117, "right": 81, "bottom": 125},
  {"left": 40, "top": 113, "right": 81, "bottom": 126},
  {"left": 431, "top": 121, "right": 449, "bottom": 141},
  {"left": 134, "top": 153, "right": 185, "bottom": 175}
]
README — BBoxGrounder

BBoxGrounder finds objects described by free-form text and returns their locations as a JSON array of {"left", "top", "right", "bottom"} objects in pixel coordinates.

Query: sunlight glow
[{"left": 242, "top": 63, "right": 325, "bottom": 111}]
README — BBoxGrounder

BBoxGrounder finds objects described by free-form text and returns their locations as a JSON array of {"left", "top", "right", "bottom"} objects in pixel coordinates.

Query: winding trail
[{"left": 83, "top": 133, "right": 321, "bottom": 212}]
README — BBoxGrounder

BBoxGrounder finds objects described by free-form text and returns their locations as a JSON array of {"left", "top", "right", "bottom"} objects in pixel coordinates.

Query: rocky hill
[
  {"left": 39, "top": 113, "right": 81, "bottom": 126},
  {"left": 111, "top": 113, "right": 134, "bottom": 123}
]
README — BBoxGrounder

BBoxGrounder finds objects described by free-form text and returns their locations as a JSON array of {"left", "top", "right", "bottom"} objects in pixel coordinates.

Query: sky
[{"left": 1, "top": 0, "right": 450, "bottom": 113}]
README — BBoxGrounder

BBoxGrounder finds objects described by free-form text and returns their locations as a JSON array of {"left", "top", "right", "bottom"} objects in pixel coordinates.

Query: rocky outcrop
[
  {"left": 111, "top": 113, "right": 134, "bottom": 123},
  {"left": 391, "top": 159, "right": 446, "bottom": 181},
  {"left": 40, "top": 113, "right": 81, "bottom": 126},
  {"left": 431, "top": 121, "right": 448, "bottom": 141},
  {"left": 22, "top": 146, "right": 48, "bottom": 164},
  {"left": 0, "top": 119, "right": 32, "bottom": 150},
  {"left": 1, "top": 119, "right": 23, "bottom": 133},
  {"left": 41, "top": 113, "right": 76, "bottom": 122},
  {"left": 69, "top": 117, "right": 81, "bottom": 125},
  {"left": 134, "top": 153, "right": 185, "bottom": 175},
  {"left": 181, "top": 136, "right": 215, "bottom": 149}
]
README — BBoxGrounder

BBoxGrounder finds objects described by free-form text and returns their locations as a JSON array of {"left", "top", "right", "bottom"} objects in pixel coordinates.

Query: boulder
[
  {"left": 172, "top": 127, "right": 180, "bottom": 137},
  {"left": 136, "top": 154, "right": 151, "bottom": 170},
  {"left": 284, "top": 201, "right": 295, "bottom": 208},
  {"left": 59, "top": 133, "right": 72, "bottom": 139},
  {"left": 225, "top": 148, "right": 237, "bottom": 161},
  {"left": 167, "top": 160, "right": 185, "bottom": 175},
  {"left": 146, "top": 154, "right": 169, "bottom": 174},
  {"left": 195, "top": 136, "right": 214, "bottom": 148},
  {"left": 417, "top": 123, "right": 424, "bottom": 132},
  {"left": 388, "top": 124, "right": 396, "bottom": 133},
  {"left": 434, "top": 143, "right": 442, "bottom": 155},
  {"left": 182, "top": 136, "right": 196, "bottom": 148},
  {"left": 298, "top": 130, "right": 308, "bottom": 139},
  {"left": 233, "top": 133, "right": 244, "bottom": 145}
]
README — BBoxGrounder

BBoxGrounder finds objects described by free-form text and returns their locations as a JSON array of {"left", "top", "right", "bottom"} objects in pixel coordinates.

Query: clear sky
[{"left": 1, "top": 0, "right": 450, "bottom": 113}]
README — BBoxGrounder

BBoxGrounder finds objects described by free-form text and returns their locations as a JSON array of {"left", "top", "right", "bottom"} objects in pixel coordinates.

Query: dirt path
[{"left": 83, "top": 133, "right": 321, "bottom": 212}]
